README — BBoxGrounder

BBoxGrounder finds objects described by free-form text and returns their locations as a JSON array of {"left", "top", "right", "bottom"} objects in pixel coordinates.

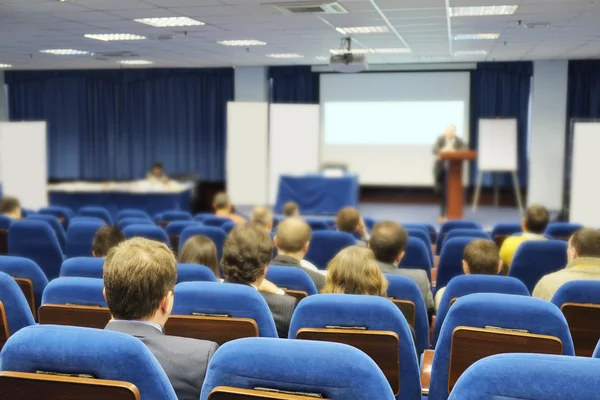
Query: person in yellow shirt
[{"left": 499, "top": 204, "right": 549, "bottom": 269}]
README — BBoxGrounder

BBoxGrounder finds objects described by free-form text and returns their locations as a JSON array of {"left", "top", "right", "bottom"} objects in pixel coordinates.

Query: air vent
[
  {"left": 524, "top": 22, "right": 551, "bottom": 29},
  {"left": 94, "top": 51, "right": 139, "bottom": 58},
  {"left": 267, "top": 1, "right": 347, "bottom": 14},
  {"left": 153, "top": 35, "right": 175, "bottom": 41}
]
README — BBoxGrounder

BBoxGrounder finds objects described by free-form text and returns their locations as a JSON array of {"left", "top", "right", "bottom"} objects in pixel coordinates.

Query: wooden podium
[{"left": 440, "top": 150, "right": 477, "bottom": 219}]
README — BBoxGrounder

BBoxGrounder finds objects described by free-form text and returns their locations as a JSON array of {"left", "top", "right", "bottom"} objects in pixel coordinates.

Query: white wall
[
  {"left": 234, "top": 67, "right": 268, "bottom": 102},
  {"left": 0, "top": 71, "right": 7, "bottom": 121},
  {"left": 528, "top": 60, "right": 568, "bottom": 210}
]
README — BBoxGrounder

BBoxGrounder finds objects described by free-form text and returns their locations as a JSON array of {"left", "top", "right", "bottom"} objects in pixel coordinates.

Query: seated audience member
[
  {"left": 177, "top": 235, "right": 220, "bottom": 278},
  {"left": 322, "top": 246, "right": 388, "bottom": 296},
  {"left": 213, "top": 192, "right": 246, "bottom": 225},
  {"left": 223, "top": 224, "right": 297, "bottom": 338},
  {"left": 434, "top": 239, "right": 502, "bottom": 310},
  {"left": 283, "top": 201, "right": 300, "bottom": 217},
  {"left": 271, "top": 217, "right": 325, "bottom": 291},
  {"left": 92, "top": 226, "right": 125, "bottom": 257},
  {"left": 499, "top": 204, "right": 549, "bottom": 268},
  {"left": 103, "top": 238, "right": 218, "bottom": 400},
  {"left": 336, "top": 207, "right": 369, "bottom": 245},
  {"left": 0, "top": 197, "right": 22, "bottom": 220},
  {"left": 146, "top": 162, "right": 169, "bottom": 184},
  {"left": 369, "top": 221, "right": 434, "bottom": 315},
  {"left": 251, "top": 206, "right": 274, "bottom": 232},
  {"left": 533, "top": 228, "right": 600, "bottom": 301}
]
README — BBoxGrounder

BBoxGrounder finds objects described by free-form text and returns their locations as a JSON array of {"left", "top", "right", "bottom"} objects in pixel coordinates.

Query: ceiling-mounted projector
[{"left": 329, "top": 37, "right": 368, "bottom": 73}]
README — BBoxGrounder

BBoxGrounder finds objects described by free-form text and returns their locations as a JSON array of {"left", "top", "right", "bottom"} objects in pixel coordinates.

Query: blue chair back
[
  {"left": 165, "top": 221, "right": 198, "bottom": 236},
  {"left": 406, "top": 228, "right": 433, "bottom": 265},
  {"left": 118, "top": 217, "right": 154, "bottom": 231},
  {"left": 551, "top": 280, "right": 600, "bottom": 307},
  {"left": 41, "top": 277, "right": 106, "bottom": 307},
  {"left": 202, "top": 216, "right": 231, "bottom": 228},
  {"left": 20, "top": 209, "right": 35, "bottom": 218},
  {"left": 27, "top": 214, "right": 67, "bottom": 253},
  {"left": 491, "top": 222, "right": 522, "bottom": 244},
  {"left": 155, "top": 210, "right": 192, "bottom": 222},
  {"left": 266, "top": 266, "right": 318, "bottom": 295},
  {"left": 404, "top": 223, "right": 437, "bottom": 243},
  {"left": 441, "top": 229, "right": 489, "bottom": 251},
  {"left": 0, "top": 215, "right": 12, "bottom": 230},
  {"left": 65, "top": 220, "right": 106, "bottom": 258},
  {"left": 173, "top": 282, "right": 277, "bottom": 337},
  {"left": 77, "top": 206, "right": 112, "bottom": 225},
  {"left": 509, "top": 240, "right": 568, "bottom": 293},
  {"left": 436, "top": 220, "right": 482, "bottom": 254},
  {"left": 8, "top": 220, "right": 64, "bottom": 281},
  {"left": 0, "top": 271, "right": 35, "bottom": 336},
  {"left": 436, "top": 237, "right": 478, "bottom": 293},
  {"left": 0, "top": 325, "right": 177, "bottom": 400},
  {"left": 399, "top": 237, "right": 432, "bottom": 282},
  {"left": 221, "top": 220, "right": 236, "bottom": 234},
  {"left": 289, "top": 294, "right": 419, "bottom": 400},
  {"left": 193, "top": 212, "right": 214, "bottom": 222},
  {"left": 200, "top": 337, "right": 395, "bottom": 400},
  {"left": 545, "top": 222, "right": 584, "bottom": 240},
  {"left": 305, "top": 231, "right": 357, "bottom": 270},
  {"left": 179, "top": 226, "right": 227, "bottom": 260},
  {"left": 39, "top": 206, "right": 74, "bottom": 230},
  {"left": 176, "top": 263, "right": 219, "bottom": 283},
  {"left": 433, "top": 275, "right": 530, "bottom": 346},
  {"left": 304, "top": 218, "right": 329, "bottom": 232},
  {"left": 0, "top": 256, "right": 48, "bottom": 312},
  {"left": 117, "top": 209, "right": 150, "bottom": 221},
  {"left": 122, "top": 224, "right": 170, "bottom": 246},
  {"left": 60, "top": 257, "right": 104, "bottom": 279},
  {"left": 363, "top": 217, "right": 377, "bottom": 230}
]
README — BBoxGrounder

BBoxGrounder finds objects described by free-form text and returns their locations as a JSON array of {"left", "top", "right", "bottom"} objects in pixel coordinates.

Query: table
[
  {"left": 275, "top": 175, "right": 359, "bottom": 215},
  {"left": 48, "top": 181, "right": 193, "bottom": 221}
]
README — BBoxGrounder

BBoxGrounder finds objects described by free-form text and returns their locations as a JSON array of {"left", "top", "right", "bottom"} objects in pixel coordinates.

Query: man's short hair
[
  {"left": 251, "top": 206, "right": 273, "bottom": 228},
  {"left": 0, "top": 197, "right": 20, "bottom": 214},
  {"left": 103, "top": 238, "right": 177, "bottom": 320},
  {"left": 276, "top": 217, "right": 311, "bottom": 253},
  {"left": 571, "top": 228, "right": 600, "bottom": 258},
  {"left": 337, "top": 207, "right": 361, "bottom": 233},
  {"left": 213, "top": 192, "right": 230, "bottom": 210},
  {"left": 463, "top": 240, "right": 500, "bottom": 275},
  {"left": 92, "top": 226, "right": 125, "bottom": 257},
  {"left": 222, "top": 224, "right": 272, "bottom": 284},
  {"left": 368, "top": 221, "right": 408, "bottom": 264},
  {"left": 152, "top": 162, "right": 163, "bottom": 170},
  {"left": 283, "top": 202, "right": 299, "bottom": 217},
  {"left": 524, "top": 205, "right": 550, "bottom": 234}
]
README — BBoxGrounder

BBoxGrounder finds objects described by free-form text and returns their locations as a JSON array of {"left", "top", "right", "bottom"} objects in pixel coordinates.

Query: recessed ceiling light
[
  {"left": 40, "top": 49, "right": 90, "bottom": 55},
  {"left": 454, "top": 33, "right": 500, "bottom": 40},
  {"left": 454, "top": 50, "right": 488, "bottom": 56},
  {"left": 85, "top": 33, "right": 146, "bottom": 41},
  {"left": 119, "top": 60, "right": 154, "bottom": 65},
  {"left": 315, "top": 56, "right": 329, "bottom": 61},
  {"left": 450, "top": 5, "right": 518, "bottom": 17},
  {"left": 335, "top": 26, "right": 389, "bottom": 35},
  {"left": 330, "top": 48, "right": 371, "bottom": 55},
  {"left": 524, "top": 22, "right": 551, "bottom": 29},
  {"left": 134, "top": 17, "right": 204, "bottom": 27},
  {"left": 329, "top": 48, "right": 411, "bottom": 55},
  {"left": 267, "top": 53, "right": 304, "bottom": 59},
  {"left": 373, "top": 48, "right": 412, "bottom": 54},
  {"left": 217, "top": 40, "right": 267, "bottom": 47},
  {"left": 0, "top": 64, "right": 11, "bottom": 68}
]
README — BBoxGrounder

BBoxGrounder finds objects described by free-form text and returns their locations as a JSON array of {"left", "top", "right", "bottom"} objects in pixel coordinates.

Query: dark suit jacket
[
  {"left": 270, "top": 254, "right": 325, "bottom": 292},
  {"left": 105, "top": 320, "right": 218, "bottom": 400},
  {"left": 260, "top": 291, "right": 297, "bottom": 338},
  {"left": 432, "top": 135, "right": 467, "bottom": 189},
  {"left": 377, "top": 261, "right": 435, "bottom": 313}
]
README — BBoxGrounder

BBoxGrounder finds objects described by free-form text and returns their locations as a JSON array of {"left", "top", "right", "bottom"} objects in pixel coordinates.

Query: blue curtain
[
  {"left": 5, "top": 68, "right": 234, "bottom": 181},
  {"left": 268, "top": 66, "right": 319, "bottom": 104},
  {"left": 469, "top": 62, "right": 533, "bottom": 188}
]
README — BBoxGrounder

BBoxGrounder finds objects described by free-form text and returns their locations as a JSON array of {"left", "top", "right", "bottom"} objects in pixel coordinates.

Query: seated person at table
[
  {"left": 104, "top": 238, "right": 218, "bottom": 400},
  {"left": 251, "top": 206, "right": 274, "bottom": 232},
  {"left": 271, "top": 217, "right": 325, "bottom": 290},
  {"left": 336, "top": 207, "right": 369, "bottom": 245},
  {"left": 213, "top": 192, "right": 246, "bottom": 225},
  {"left": 223, "top": 224, "right": 297, "bottom": 338},
  {"left": 0, "top": 196, "right": 22, "bottom": 220},
  {"left": 283, "top": 201, "right": 300, "bottom": 217},
  {"left": 534, "top": 228, "right": 600, "bottom": 301},
  {"left": 369, "top": 221, "right": 434, "bottom": 315},
  {"left": 435, "top": 239, "right": 502, "bottom": 310},
  {"left": 322, "top": 246, "right": 387, "bottom": 296},
  {"left": 92, "top": 226, "right": 125, "bottom": 257},
  {"left": 499, "top": 204, "right": 549, "bottom": 268},
  {"left": 146, "top": 162, "right": 169, "bottom": 184}
]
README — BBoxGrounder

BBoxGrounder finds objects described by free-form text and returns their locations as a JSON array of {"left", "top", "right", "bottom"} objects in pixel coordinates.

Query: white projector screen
[
  {"left": 320, "top": 72, "right": 471, "bottom": 186},
  {"left": 570, "top": 122, "right": 600, "bottom": 227}
]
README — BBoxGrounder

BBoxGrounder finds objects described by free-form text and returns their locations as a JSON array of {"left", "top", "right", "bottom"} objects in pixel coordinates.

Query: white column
[
  {"left": 234, "top": 67, "right": 268, "bottom": 102},
  {"left": 0, "top": 71, "right": 7, "bottom": 121}
]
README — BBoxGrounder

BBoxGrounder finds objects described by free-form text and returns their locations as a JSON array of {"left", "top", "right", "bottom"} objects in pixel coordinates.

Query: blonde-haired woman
[{"left": 322, "top": 246, "right": 388, "bottom": 296}]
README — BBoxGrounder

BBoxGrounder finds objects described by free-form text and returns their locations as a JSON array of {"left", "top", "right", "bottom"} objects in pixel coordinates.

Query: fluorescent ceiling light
[
  {"left": 217, "top": 40, "right": 266, "bottom": 46},
  {"left": 134, "top": 17, "right": 204, "bottom": 27},
  {"left": 450, "top": 5, "right": 518, "bottom": 17},
  {"left": 0, "top": 64, "right": 11, "bottom": 68},
  {"left": 40, "top": 49, "right": 89, "bottom": 55},
  {"left": 330, "top": 48, "right": 411, "bottom": 55},
  {"left": 454, "top": 50, "right": 488, "bottom": 56},
  {"left": 315, "top": 56, "right": 329, "bottom": 61},
  {"left": 85, "top": 33, "right": 146, "bottom": 41},
  {"left": 335, "top": 26, "right": 389, "bottom": 35},
  {"left": 454, "top": 33, "right": 500, "bottom": 40},
  {"left": 119, "top": 60, "right": 154, "bottom": 65},
  {"left": 267, "top": 53, "right": 304, "bottom": 59}
]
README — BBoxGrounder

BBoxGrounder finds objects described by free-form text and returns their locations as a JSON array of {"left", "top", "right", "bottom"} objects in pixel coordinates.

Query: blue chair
[
  {"left": 545, "top": 222, "right": 584, "bottom": 240},
  {"left": 435, "top": 237, "right": 477, "bottom": 294},
  {"left": 221, "top": 220, "right": 236, "bottom": 234},
  {"left": 27, "top": 214, "right": 67, "bottom": 253},
  {"left": 404, "top": 223, "right": 437, "bottom": 244},
  {"left": 193, "top": 212, "right": 214, "bottom": 222},
  {"left": 289, "top": 294, "right": 420, "bottom": 400},
  {"left": 406, "top": 227, "right": 434, "bottom": 265},
  {"left": 60, "top": 257, "right": 104, "bottom": 279},
  {"left": 491, "top": 222, "right": 522, "bottom": 246},
  {"left": 77, "top": 206, "right": 113, "bottom": 225},
  {"left": 173, "top": 282, "right": 278, "bottom": 338},
  {"left": 177, "top": 263, "right": 218, "bottom": 283},
  {"left": 364, "top": 216, "right": 377, "bottom": 230},
  {"left": 179, "top": 226, "right": 227, "bottom": 260},
  {"left": 436, "top": 220, "right": 482, "bottom": 254},
  {"left": 304, "top": 218, "right": 329, "bottom": 232},
  {"left": 0, "top": 256, "right": 48, "bottom": 314},
  {"left": 0, "top": 215, "right": 12, "bottom": 230},
  {"left": 266, "top": 266, "right": 318, "bottom": 296},
  {"left": 509, "top": 240, "right": 568, "bottom": 293},
  {"left": 155, "top": 210, "right": 192, "bottom": 223},
  {"left": 21, "top": 209, "right": 35, "bottom": 218},
  {"left": 165, "top": 220, "right": 198, "bottom": 251},
  {"left": 117, "top": 209, "right": 150, "bottom": 221},
  {"left": 65, "top": 219, "right": 105, "bottom": 258},
  {"left": 429, "top": 293, "right": 574, "bottom": 400},
  {"left": 0, "top": 216, "right": 11, "bottom": 256},
  {"left": 200, "top": 338, "right": 395, "bottom": 400},
  {"left": 449, "top": 353, "right": 600, "bottom": 400},
  {"left": 202, "top": 216, "right": 231, "bottom": 228},
  {"left": 122, "top": 224, "right": 170, "bottom": 246},
  {"left": 399, "top": 237, "right": 432, "bottom": 282},
  {"left": 70, "top": 216, "right": 105, "bottom": 224},
  {"left": 441, "top": 229, "right": 490, "bottom": 251},
  {"left": 8, "top": 220, "right": 64, "bottom": 281},
  {"left": 305, "top": 231, "right": 357, "bottom": 270},
  {"left": 0, "top": 325, "right": 177, "bottom": 400},
  {"left": 39, "top": 206, "right": 74, "bottom": 230},
  {"left": 385, "top": 274, "right": 430, "bottom": 356},
  {"left": 118, "top": 217, "right": 154, "bottom": 231},
  {"left": 41, "top": 277, "right": 106, "bottom": 307},
  {"left": 433, "top": 275, "right": 530, "bottom": 347},
  {"left": 0, "top": 271, "right": 35, "bottom": 337}
]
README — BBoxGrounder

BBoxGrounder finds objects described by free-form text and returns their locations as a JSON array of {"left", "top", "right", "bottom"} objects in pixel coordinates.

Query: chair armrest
[
  {"left": 429, "top": 315, "right": 436, "bottom": 346},
  {"left": 421, "top": 349, "right": 434, "bottom": 395}
]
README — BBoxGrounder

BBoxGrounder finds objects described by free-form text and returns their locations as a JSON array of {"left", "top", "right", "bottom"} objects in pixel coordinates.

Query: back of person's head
[
  {"left": 523, "top": 205, "right": 550, "bottom": 234},
  {"left": 103, "top": 238, "right": 177, "bottom": 321},
  {"left": 322, "top": 247, "right": 388, "bottom": 296},
  {"left": 213, "top": 192, "right": 231, "bottom": 212},
  {"left": 222, "top": 224, "right": 272, "bottom": 285},
  {"left": 336, "top": 207, "right": 361, "bottom": 233},
  {"left": 251, "top": 206, "right": 273, "bottom": 232},
  {"left": 92, "top": 226, "right": 125, "bottom": 257},
  {"left": 368, "top": 221, "right": 408, "bottom": 264},
  {"left": 177, "top": 235, "right": 219, "bottom": 277},
  {"left": 152, "top": 162, "right": 163, "bottom": 170},
  {"left": 462, "top": 239, "right": 501, "bottom": 275},
  {"left": 283, "top": 201, "right": 299, "bottom": 217},
  {"left": 569, "top": 228, "right": 600, "bottom": 259},
  {"left": 274, "top": 217, "right": 311, "bottom": 255},
  {"left": 0, "top": 196, "right": 21, "bottom": 219}
]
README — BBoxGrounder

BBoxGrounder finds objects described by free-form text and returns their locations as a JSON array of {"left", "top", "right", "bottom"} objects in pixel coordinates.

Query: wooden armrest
[
  {"left": 429, "top": 315, "right": 436, "bottom": 346},
  {"left": 421, "top": 349, "right": 434, "bottom": 395}
]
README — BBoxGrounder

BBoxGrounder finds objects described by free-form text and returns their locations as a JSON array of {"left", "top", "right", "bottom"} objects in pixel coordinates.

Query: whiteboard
[
  {"left": 477, "top": 118, "right": 518, "bottom": 171},
  {"left": 570, "top": 122, "right": 600, "bottom": 227}
]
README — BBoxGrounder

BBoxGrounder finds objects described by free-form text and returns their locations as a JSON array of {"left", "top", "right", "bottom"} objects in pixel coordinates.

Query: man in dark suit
[
  {"left": 223, "top": 224, "right": 297, "bottom": 338},
  {"left": 271, "top": 217, "right": 325, "bottom": 292},
  {"left": 432, "top": 125, "right": 467, "bottom": 221},
  {"left": 103, "top": 238, "right": 218, "bottom": 400}
]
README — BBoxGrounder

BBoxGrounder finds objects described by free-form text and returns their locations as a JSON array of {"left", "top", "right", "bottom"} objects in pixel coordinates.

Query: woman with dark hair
[{"left": 178, "top": 235, "right": 219, "bottom": 277}]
